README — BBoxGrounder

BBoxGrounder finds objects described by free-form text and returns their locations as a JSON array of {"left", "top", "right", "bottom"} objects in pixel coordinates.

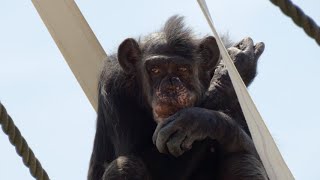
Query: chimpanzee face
[
  {"left": 144, "top": 55, "right": 200, "bottom": 122},
  {"left": 117, "top": 36, "right": 220, "bottom": 123}
]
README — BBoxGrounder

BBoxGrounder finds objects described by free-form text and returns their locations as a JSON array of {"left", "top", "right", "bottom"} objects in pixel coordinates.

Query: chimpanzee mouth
[{"left": 152, "top": 87, "right": 196, "bottom": 122}]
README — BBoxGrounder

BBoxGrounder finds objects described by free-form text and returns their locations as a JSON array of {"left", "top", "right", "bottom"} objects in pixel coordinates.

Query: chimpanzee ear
[
  {"left": 198, "top": 36, "right": 220, "bottom": 71},
  {"left": 118, "top": 38, "right": 142, "bottom": 73}
]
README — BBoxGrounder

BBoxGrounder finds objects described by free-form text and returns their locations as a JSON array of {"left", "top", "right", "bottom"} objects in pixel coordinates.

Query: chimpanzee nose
[{"left": 170, "top": 76, "right": 181, "bottom": 86}]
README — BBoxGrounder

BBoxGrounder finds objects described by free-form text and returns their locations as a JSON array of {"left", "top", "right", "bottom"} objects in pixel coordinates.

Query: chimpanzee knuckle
[
  {"left": 241, "top": 37, "right": 254, "bottom": 49},
  {"left": 156, "top": 136, "right": 168, "bottom": 154},
  {"left": 166, "top": 141, "right": 184, "bottom": 157},
  {"left": 181, "top": 140, "right": 193, "bottom": 151}
]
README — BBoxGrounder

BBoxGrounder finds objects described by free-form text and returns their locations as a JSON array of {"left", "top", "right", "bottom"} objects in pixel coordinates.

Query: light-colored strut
[
  {"left": 197, "top": 0, "right": 294, "bottom": 179},
  {"left": 32, "top": 0, "right": 107, "bottom": 111}
]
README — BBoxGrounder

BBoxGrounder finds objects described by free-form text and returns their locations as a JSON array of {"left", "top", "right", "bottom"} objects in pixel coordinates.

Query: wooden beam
[{"left": 32, "top": 0, "right": 107, "bottom": 111}]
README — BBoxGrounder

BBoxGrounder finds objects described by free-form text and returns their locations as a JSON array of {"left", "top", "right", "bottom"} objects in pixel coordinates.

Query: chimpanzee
[{"left": 88, "top": 15, "right": 267, "bottom": 180}]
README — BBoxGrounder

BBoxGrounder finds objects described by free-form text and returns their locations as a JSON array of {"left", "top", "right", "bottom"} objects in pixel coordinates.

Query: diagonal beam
[
  {"left": 197, "top": 0, "right": 294, "bottom": 179},
  {"left": 32, "top": 0, "right": 107, "bottom": 111}
]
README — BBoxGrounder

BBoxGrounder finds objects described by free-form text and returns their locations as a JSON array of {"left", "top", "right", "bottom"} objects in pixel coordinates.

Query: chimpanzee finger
[
  {"left": 181, "top": 135, "right": 197, "bottom": 151},
  {"left": 241, "top": 37, "right": 254, "bottom": 57},
  {"left": 166, "top": 131, "right": 187, "bottom": 157},
  {"left": 152, "top": 118, "right": 175, "bottom": 145},
  {"left": 155, "top": 125, "right": 179, "bottom": 154},
  {"left": 253, "top": 42, "right": 265, "bottom": 61}
]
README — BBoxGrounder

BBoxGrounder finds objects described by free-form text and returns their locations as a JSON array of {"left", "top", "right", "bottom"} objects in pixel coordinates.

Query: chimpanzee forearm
[
  {"left": 88, "top": 100, "right": 116, "bottom": 180},
  {"left": 220, "top": 153, "right": 268, "bottom": 180},
  {"left": 203, "top": 110, "right": 258, "bottom": 155},
  {"left": 88, "top": 75, "right": 156, "bottom": 180}
]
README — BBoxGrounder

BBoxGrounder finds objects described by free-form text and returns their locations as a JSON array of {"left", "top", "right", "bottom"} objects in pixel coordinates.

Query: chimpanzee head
[{"left": 117, "top": 16, "right": 220, "bottom": 122}]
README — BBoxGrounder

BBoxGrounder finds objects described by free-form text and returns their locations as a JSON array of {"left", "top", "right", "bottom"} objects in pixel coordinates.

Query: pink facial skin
[{"left": 152, "top": 86, "right": 196, "bottom": 123}]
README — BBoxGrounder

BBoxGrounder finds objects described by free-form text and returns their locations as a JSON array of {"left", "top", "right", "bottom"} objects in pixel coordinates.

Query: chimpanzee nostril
[{"left": 170, "top": 76, "right": 181, "bottom": 85}]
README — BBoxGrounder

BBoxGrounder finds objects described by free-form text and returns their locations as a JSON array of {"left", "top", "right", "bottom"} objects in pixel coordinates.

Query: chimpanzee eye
[{"left": 151, "top": 67, "right": 160, "bottom": 74}]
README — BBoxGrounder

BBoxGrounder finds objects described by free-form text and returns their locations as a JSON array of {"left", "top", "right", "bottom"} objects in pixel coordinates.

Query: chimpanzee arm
[
  {"left": 89, "top": 97, "right": 152, "bottom": 180},
  {"left": 153, "top": 107, "right": 258, "bottom": 157},
  {"left": 202, "top": 37, "right": 265, "bottom": 111},
  {"left": 152, "top": 106, "right": 268, "bottom": 180},
  {"left": 88, "top": 95, "right": 151, "bottom": 180},
  {"left": 88, "top": 64, "right": 155, "bottom": 180},
  {"left": 88, "top": 91, "right": 116, "bottom": 180}
]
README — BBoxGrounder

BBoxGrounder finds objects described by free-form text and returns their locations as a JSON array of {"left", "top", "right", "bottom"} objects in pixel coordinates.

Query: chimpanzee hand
[
  {"left": 230, "top": 37, "right": 264, "bottom": 84},
  {"left": 152, "top": 107, "right": 222, "bottom": 157},
  {"left": 152, "top": 107, "right": 256, "bottom": 157},
  {"left": 213, "top": 37, "right": 265, "bottom": 87},
  {"left": 202, "top": 37, "right": 265, "bottom": 110}
]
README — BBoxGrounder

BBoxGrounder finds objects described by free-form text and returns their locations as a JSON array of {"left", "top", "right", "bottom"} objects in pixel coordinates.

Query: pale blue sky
[{"left": 0, "top": 0, "right": 319, "bottom": 179}]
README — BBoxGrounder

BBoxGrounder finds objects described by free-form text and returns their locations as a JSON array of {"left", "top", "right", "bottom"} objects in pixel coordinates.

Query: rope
[
  {"left": 270, "top": 0, "right": 320, "bottom": 46},
  {"left": 0, "top": 102, "right": 50, "bottom": 180}
]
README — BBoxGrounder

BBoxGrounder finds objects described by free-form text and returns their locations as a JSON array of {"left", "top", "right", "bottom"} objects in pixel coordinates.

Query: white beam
[
  {"left": 197, "top": 0, "right": 294, "bottom": 179},
  {"left": 32, "top": 0, "right": 107, "bottom": 111}
]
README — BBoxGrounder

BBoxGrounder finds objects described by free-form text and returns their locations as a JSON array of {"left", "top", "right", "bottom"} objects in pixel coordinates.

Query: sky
[{"left": 0, "top": 0, "right": 319, "bottom": 179}]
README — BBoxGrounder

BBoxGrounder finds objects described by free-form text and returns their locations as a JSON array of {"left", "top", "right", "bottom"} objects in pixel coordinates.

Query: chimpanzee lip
[{"left": 152, "top": 103, "right": 184, "bottom": 122}]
